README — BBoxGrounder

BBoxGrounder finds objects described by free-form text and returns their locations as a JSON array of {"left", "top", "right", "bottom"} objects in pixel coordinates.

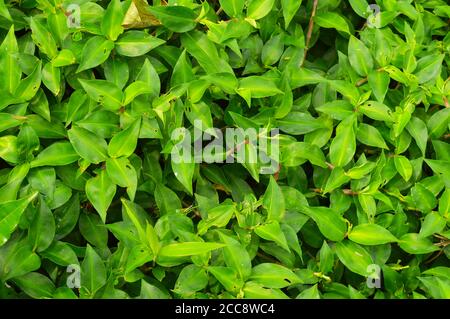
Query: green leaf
[
  {"left": 411, "top": 183, "right": 437, "bottom": 213},
  {"left": 349, "top": 223, "right": 398, "bottom": 245},
  {"left": 357, "top": 123, "right": 389, "bottom": 149},
  {"left": 14, "top": 62, "right": 42, "bottom": 101},
  {"left": 348, "top": 36, "right": 373, "bottom": 77},
  {"left": 181, "top": 31, "right": 234, "bottom": 74},
  {"left": 171, "top": 156, "right": 195, "bottom": 195},
  {"left": 0, "top": 26, "right": 21, "bottom": 94},
  {"left": 330, "top": 114, "right": 357, "bottom": 167},
  {"left": 219, "top": 0, "right": 245, "bottom": 18},
  {"left": 254, "top": 221, "right": 290, "bottom": 251},
  {"left": 358, "top": 101, "right": 393, "bottom": 122},
  {"left": 41, "top": 62, "right": 61, "bottom": 96},
  {"left": 208, "top": 266, "right": 243, "bottom": 293},
  {"left": 101, "top": 0, "right": 125, "bottom": 41},
  {"left": 139, "top": 280, "right": 171, "bottom": 299},
  {"left": 29, "top": 17, "right": 58, "bottom": 58},
  {"left": 237, "top": 76, "right": 283, "bottom": 106},
  {"left": 13, "top": 272, "right": 55, "bottom": 298},
  {"left": 418, "top": 277, "right": 450, "bottom": 299},
  {"left": 154, "top": 184, "right": 182, "bottom": 215},
  {"left": 81, "top": 245, "right": 107, "bottom": 296},
  {"left": 323, "top": 167, "right": 351, "bottom": 194},
  {"left": 158, "top": 242, "right": 226, "bottom": 258},
  {"left": 250, "top": 263, "right": 301, "bottom": 288},
  {"left": 2, "top": 242, "right": 41, "bottom": 281},
  {"left": 171, "top": 50, "right": 195, "bottom": 87},
  {"left": 261, "top": 34, "right": 284, "bottom": 66},
  {"left": 368, "top": 70, "right": 390, "bottom": 103},
  {"left": 41, "top": 241, "right": 78, "bottom": 266},
  {"left": 108, "top": 119, "right": 141, "bottom": 158},
  {"left": 68, "top": 126, "right": 109, "bottom": 164},
  {"left": 115, "top": 31, "right": 165, "bottom": 57},
  {"left": 106, "top": 157, "right": 137, "bottom": 200},
  {"left": 314, "top": 12, "right": 351, "bottom": 34},
  {"left": 0, "top": 113, "right": 23, "bottom": 134},
  {"left": 278, "top": 112, "right": 325, "bottom": 135},
  {"left": 290, "top": 68, "right": 326, "bottom": 89},
  {"left": 247, "top": 0, "right": 275, "bottom": 20},
  {"left": 398, "top": 233, "right": 440, "bottom": 254},
  {"left": 406, "top": 117, "right": 428, "bottom": 156},
  {"left": 263, "top": 176, "right": 285, "bottom": 222},
  {"left": 197, "top": 204, "right": 235, "bottom": 235},
  {"left": 174, "top": 264, "right": 208, "bottom": 295},
  {"left": 394, "top": 155, "right": 413, "bottom": 182},
  {"left": 52, "top": 49, "right": 76, "bottom": 67},
  {"left": 296, "top": 284, "right": 320, "bottom": 299},
  {"left": 335, "top": 240, "right": 373, "bottom": 276},
  {"left": 243, "top": 281, "right": 289, "bottom": 299},
  {"left": 28, "top": 198, "right": 56, "bottom": 252},
  {"left": 281, "top": 0, "right": 302, "bottom": 28},
  {"left": 427, "top": 108, "right": 450, "bottom": 139},
  {"left": 79, "top": 79, "right": 123, "bottom": 111},
  {"left": 414, "top": 54, "right": 444, "bottom": 84},
  {"left": 419, "top": 212, "right": 446, "bottom": 238},
  {"left": 86, "top": 170, "right": 116, "bottom": 223},
  {"left": 136, "top": 58, "right": 160, "bottom": 97},
  {"left": 77, "top": 36, "right": 114, "bottom": 73},
  {"left": 31, "top": 142, "right": 80, "bottom": 168},
  {"left": 299, "top": 206, "right": 347, "bottom": 241},
  {"left": 218, "top": 232, "right": 252, "bottom": 280},
  {"left": 348, "top": 0, "right": 370, "bottom": 18},
  {"left": 147, "top": 5, "right": 197, "bottom": 33},
  {"left": 0, "top": 193, "right": 38, "bottom": 246}
]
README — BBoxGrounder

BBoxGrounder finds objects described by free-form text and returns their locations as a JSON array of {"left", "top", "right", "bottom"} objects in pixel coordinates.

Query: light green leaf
[
  {"left": 147, "top": 5, "right": 197, "bottom": 33},
  {"left": 78, "top": 79, "right": 123, "bottom": 111},
  {"left": 357, "top": 123, "right": 389, "bottom": 149},
  {"left": 263, "top": 176, "right": 285, "bottom": 222},
  {"left": 314, "top": 12, "right": 351, "bottom": 34},
  {"left": 399, "top": 233, "right": 440, "bottom": 254},
  {"left": 115, "top": 31, "right": 165, "bottom": 57},
  {"left": 349, "top": 223, "right": 398, "bottom": 245},
  {"left": 108, "top": 119, "right": 141, "bottom": 158},
  {"left": 81, "top": 245, "right": 107, "bottom": 296},
  {"left": 86, "top": 170, "right": 117, "bottom": 223},
  {"left": 348, "top": 36, "right": 373, "bottom": 77},
  {"left": 31, "top": 142, "right": 80, "bottom": 168},
  {"left": 77, "top": 36, "right": 114, "bottom": 73},
  {"left": 158, "top": 242, "right": 226, "bottom": 258},
  {"left": 68, "top": 126, "right": 109, "bottom": 164},
  {"left": 254, "top": 221, "right": 290, "bottom": 251},
  {"left": 101, "top": 0, "right": 125, "bottom": 41},
  {"left": 394, "top": 155, "right": 413, "bottom": 182},
  {"left": 335, "top": 240, "right": 373, "bottom": 276},
  {"left": 247, "top": 0, "right": 275, "bottom": 20},
  {"left": 330, "top": 114, "right": 357, "bottom": 167},
  {"left": 219, "top": 0, "right": 245, "bottom": 18},
  {"left": 0, "top": 193, "right": 38, "bottom": 246},
  {"left": 299, "top": 206, "right": 347, "bottom": 241},
  {"left": 250, "top": 263, "right": 302, "bottom": 288}
]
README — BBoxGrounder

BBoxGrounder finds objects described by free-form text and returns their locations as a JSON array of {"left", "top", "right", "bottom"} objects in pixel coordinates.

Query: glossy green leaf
[
  {"left": 86, "top": 170, "right": 116, "bottom": 223},
  {"left": 349, "top": 223, "right": 398, "bottom": 245},
  {"left": 147, "top": 5, "right": 197, "bottom": 33},
  {"left": 115, "top": 31, "right": 165, "bottom": 57},
  {"left": 68, "top": 126, "right": 108, "bottom": 164},
  {"left": 77, "top": 36, "right": 114, "bottom": 73},
  {"left": 335, "top": 240, "right": 374, "bottom": 276},
  {"left": 0, "top": 193, "right": 38, "bottom": 246}
]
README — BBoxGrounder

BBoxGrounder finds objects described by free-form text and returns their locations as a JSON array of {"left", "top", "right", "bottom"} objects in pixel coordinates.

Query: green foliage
[{"left": 0, "top": 0, "right": 449, "bottom": 300}]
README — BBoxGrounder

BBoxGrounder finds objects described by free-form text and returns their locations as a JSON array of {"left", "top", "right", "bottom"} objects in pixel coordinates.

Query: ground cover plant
[{"left": 0, "top": 0, "right": 449, "bottom": 299}]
